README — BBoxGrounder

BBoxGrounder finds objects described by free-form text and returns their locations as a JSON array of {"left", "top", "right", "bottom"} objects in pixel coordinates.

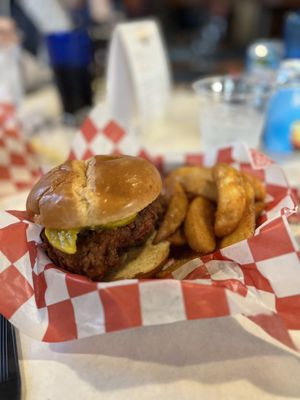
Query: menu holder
[{"left": 106, "top": 20, "right": 171, "bottom": 128}]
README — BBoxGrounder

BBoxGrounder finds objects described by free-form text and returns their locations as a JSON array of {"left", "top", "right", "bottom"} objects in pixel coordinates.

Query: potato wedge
[
  {"left": 154, "top": 182, "right": 188, "bottom": 244},
  {"left": 184, "top": 196, "right": 216, "bottom": 253},
  {"left": 214, "top": 163, "right": 246, "bottom": 237},
  {"left": 165, "top": 166, "right": 217, "bottom": 201},
  {"left": 166, "top": 166, "right": 214, "bottom": 183},
  {"left": 255, "top": 201, "right": 266, "bottom": 220},
  {"left": 177, "top": 175, "right": 217, "bottom": 201},
  {"left": 242, "top": 172, "right": 266, "bottom": 201},
  {"left": 220, "top": 178, "right": 255, "bottom": 248},
  {"left": 105, "top": 234, "right": 170, "bottom": 281},
  {"left": 167, "top": 227, "right": 186, "bottom": 246},
  {"left": 156, "top": 256, "right": 196, "bottom": 278}
]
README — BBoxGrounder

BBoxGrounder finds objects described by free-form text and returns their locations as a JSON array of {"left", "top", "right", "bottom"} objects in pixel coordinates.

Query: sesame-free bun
[{"left": 26, "top": 155, "right": 162, "bottom": 229}]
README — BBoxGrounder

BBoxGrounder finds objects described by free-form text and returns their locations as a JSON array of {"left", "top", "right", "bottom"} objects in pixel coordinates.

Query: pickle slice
[
  {"left": 45, "top": 228, "right": 79, "bottom": 254},
  {"left": 101, "top": 213, "right": 137, "bottom": 229}
]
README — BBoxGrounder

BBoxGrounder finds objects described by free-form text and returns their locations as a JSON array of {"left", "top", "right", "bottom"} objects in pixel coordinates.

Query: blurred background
[
  {"left": 1, "top": 1, "right": 299, "bottom": 252},
  {"left": 1, "top": 0, "right": 300, "bottom": 163},
  {"left": 2, "top": 0, "right": 300, "bottom": 85}
]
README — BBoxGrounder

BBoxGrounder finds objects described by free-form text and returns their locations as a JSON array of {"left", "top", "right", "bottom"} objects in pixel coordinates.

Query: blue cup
[
  {"left": 263, "top": 87, "right": 300, "bottom": 153},
  {"left": 46, "top": 30, "right": 93, "bottom": 114},
  {"left": 284, "top": 11, "right": 300, "bottom": 59}
]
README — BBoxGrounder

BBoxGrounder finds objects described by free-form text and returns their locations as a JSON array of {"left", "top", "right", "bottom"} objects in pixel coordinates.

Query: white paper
[{"left": 107, "top": 20, "right": 171, "bottom": 126}]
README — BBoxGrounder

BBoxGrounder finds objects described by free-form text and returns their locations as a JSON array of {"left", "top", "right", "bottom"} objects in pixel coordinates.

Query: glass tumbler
[{"left": 193, "top": 75, "right": 273, "bottom": 150}]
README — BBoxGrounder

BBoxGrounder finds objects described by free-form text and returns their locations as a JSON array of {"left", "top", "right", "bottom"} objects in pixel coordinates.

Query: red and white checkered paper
[
  {"left": 0, "top": 103, "right": 40, "bottom": 198},
  {"left": 1, "top": 105, "right": 300, "bottom": 350}
]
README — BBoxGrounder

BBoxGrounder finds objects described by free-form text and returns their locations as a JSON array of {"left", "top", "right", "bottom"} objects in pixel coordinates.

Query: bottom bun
[{"left": 104, "top": 233, "right": 170, "bottom": 281}]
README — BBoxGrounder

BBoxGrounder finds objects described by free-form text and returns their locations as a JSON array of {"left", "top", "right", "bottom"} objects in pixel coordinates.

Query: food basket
[{"left": 0, "top": 104, "right": 299, "bottom": 351}]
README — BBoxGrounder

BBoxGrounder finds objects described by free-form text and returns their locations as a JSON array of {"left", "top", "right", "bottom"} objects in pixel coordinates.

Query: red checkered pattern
[
  {"left": 1, "top": 109, "right": 300, "bottom": 350},
  {"left": 69, "top": 104, "right": 141, "bottom": 160},
  {"left": 69, "top": 105, "right": 169, "bottom": 172},
  {"left": 0, "top": 103, "right": 40, "bottom": 198},
  {"left": 288, "top": 187, "right": 300, "bottom": 224}
]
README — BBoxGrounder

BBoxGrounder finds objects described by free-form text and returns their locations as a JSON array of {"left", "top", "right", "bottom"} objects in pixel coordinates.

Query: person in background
[
  {"left": 0, "top": 10, "right": 51, "bottom": 94},
  {"left": 58, "top": 0, "right": 116, "bottom": 26},
  {"left": 0, "top": 16, "right": 23, "bottom": 103},
  {"left": 10, "top": 0, "right": 40, "bottom": 55}
]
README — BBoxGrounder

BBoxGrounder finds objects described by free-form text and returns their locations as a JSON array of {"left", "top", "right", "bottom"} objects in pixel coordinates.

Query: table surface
[{"left": 4, "top": 86, "right": 300, "bottom": 400}]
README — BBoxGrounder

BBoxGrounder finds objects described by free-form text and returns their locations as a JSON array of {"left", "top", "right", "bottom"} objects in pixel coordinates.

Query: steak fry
[
  {"left": 167, "top": 227, "right": 186, "bottom": 246},
  {"left": 184, "top": 196, "right": 216, "bottom": 254},
  {"left": 165, "top": 166, "right": 217, "bottom": 201},
  {"left": 255, "top": 201, "right": 266, "bottom": 220},
  {"left": 242, "top": 172, "right": 266, "bottom": 201},
  {"left": 213, "top": 163, "right": 246, "bottom": 237},
  {"left": 220, "top": 178, "right": 255, "bottom": 248},
  {"left": 154, "top": 182, "right": 188, "bottom": 244}
]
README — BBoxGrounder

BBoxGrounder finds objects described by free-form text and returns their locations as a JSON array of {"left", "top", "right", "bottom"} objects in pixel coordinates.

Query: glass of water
[{"left": 193, "top": 75, "right": 273, "bottom": 149}]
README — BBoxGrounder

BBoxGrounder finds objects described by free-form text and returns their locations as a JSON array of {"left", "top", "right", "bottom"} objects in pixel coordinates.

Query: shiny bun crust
[{"left": 26, "top": 155, "right": 162, "bottom": 229}]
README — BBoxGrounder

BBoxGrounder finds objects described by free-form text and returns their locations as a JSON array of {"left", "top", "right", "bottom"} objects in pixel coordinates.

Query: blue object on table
[
  {"left": 263, "top": 59, "right": 300, "bottom": 154},
  {"left": 45, "top": 30, "right": 92, "bottom": 114},
  {"left": 263, "top": 87, "right": 300, "bottom": 153},
  {"left": 46, "top": 29, "right": 92, "bottom": 67},
  {"left": 284, "top": 11, "right": 300, "bottom": 59},
  {"left": 246, "top": 40, "right": 283, "bottom": 76}
]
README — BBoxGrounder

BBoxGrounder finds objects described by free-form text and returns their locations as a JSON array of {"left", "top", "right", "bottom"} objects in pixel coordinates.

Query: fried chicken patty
[{"left": 41, "top": 198, "right": 165, "bottom": 281}]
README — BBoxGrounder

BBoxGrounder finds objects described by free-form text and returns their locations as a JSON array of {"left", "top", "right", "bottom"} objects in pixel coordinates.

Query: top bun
[{"left": 26, "top": 155, "right": 162, "bottom": 229}]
